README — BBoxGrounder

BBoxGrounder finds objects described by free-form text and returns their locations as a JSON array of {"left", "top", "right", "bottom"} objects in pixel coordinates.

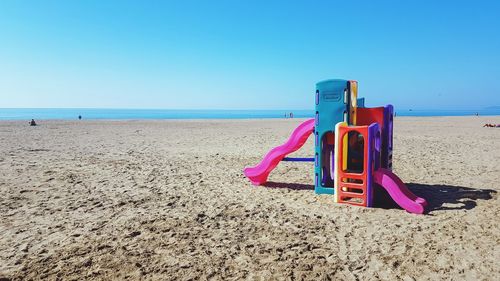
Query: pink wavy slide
[
  {"left": 374, "top": 168, "right": 428, "bottom": 214},
  {"left": 244, "top": 118, "right": 315, "bottom": 185}
]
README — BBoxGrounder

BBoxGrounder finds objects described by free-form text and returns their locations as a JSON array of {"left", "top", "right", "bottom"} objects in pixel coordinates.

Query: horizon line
[{"left": 1, "top": 106, "right": 499, "bottom": 111}]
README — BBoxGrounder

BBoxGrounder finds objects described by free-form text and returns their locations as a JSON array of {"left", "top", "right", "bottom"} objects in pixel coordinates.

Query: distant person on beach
[
  {"left": 289, "top": 112, "right": 293, "bottom": 118},
  {"left": 78, "top": 115, "right": 82, "bottom": 120},
  {"left": 483, "top": 123, "right": 500, "bottom": 127},
  {"left": 29, "top": 119, "right": 37, "bottom": 126}
]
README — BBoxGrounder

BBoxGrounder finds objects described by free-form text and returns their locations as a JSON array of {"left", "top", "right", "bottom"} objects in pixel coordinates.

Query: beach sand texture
[{"left": 0, "top": 117, "right": 499, "bottom": 280}]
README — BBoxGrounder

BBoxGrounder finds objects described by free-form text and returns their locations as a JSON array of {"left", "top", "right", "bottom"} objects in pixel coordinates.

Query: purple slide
[
  {"left": 374, "top": 168, "right": 428, "bottom": 214},
  {"left": 244, "top": 119, "right": 315, "bottom": 185}
]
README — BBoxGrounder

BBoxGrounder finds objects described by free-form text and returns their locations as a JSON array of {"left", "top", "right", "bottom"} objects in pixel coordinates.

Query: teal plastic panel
[
  {"left": 314, "top": 79, "right": 350, "bottom": 194},
  {"left": 357, "top": 97, "right": 365, "bottom": 108}
]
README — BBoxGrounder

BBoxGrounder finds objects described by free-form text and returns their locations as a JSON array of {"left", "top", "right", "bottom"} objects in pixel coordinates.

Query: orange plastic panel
[{"left": 336, "top": 125, "right": 370, "bottom": 207}]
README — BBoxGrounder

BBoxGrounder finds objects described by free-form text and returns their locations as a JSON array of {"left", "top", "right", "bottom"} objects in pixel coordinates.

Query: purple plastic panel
[
  {"left": 315, "top": 90, "right": 319, "bottom": 105},
  {"left": 385, "top": 105, "right": 394, "bottom": 150},
  {"left": 366, "top": 123, "right": 380, "bottom": 207},
  {"left": 320, "top": 135, "right": 334, "bottom": 186},
  {"left": 322, "top": 166, "right": 328, "bottom": 184},
  {"left": 383, "top": 105, "right": 394, "bottom": 170},
  {"left": 373, "top": 129, "right": 382, "bottom": 170},
  {"left": 282, "top": 157, "right": 315, "bottom": 162},
  {"left": 330, "top": 147, "right": 334, "bottom": 181}
]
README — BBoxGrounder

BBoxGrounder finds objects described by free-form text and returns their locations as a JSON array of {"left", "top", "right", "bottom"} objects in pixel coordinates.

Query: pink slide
[
  {"left": 244, "top": 119, "right": 315, "bottom": 185},
  {"left": 374, "top": 168, "right": 428, "bottom": 214}
]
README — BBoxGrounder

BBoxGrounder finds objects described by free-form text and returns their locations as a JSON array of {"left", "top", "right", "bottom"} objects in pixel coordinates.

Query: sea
[{"left": 0, "top": 108, "right": 499, "bottom": 120}]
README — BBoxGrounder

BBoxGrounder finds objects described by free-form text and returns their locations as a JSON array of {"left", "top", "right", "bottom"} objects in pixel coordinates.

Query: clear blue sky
[{"left": 0, "top": 0, "right": 499, "bottom": 110}]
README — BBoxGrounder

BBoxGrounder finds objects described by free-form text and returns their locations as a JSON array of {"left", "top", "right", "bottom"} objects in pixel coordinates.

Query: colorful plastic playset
[{"left": 243, "top": 79, "right": 427, "bottom": 214}]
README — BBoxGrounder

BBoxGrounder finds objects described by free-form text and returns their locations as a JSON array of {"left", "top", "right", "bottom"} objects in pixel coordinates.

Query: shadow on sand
[
  {"left": 400, "top": 183, "right": 496, "bottom": 213},
  {"left": 263, "top": 181, "right": 497, "bottom": 213}
]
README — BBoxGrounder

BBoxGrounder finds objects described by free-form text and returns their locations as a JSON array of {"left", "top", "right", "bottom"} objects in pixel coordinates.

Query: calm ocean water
[{"left": 0, "top": 108, "right": 499, "bottom": 120}]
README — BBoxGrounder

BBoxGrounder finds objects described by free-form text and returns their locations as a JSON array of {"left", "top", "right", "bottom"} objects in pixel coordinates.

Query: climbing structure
[{"left": 243, "top": 79, "right": 427, "bottom": 214}]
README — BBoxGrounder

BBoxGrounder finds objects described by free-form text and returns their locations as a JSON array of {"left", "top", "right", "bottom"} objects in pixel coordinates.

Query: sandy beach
[{"left": 0, "top": 116, "right": 499, "bottom": 280}]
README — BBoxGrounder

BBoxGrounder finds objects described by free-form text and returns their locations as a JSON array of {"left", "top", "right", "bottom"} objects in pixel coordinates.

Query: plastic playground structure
[{"left": 243, "top": 79, "right": 427, "bottom": 214}]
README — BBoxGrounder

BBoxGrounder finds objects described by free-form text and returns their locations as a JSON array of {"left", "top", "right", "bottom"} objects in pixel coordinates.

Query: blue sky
[{"left": 0, "top": 0, "right": 499, "bottom": 110}]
